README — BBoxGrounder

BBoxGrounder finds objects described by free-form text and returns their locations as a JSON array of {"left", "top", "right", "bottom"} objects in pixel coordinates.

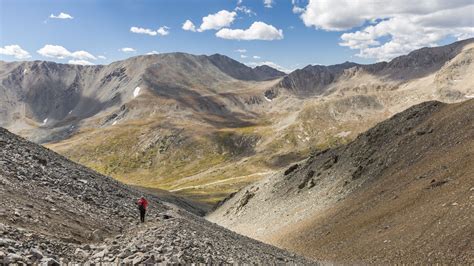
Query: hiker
[{"left": 137, "top": 196, "right": 148, "bottom": 223}]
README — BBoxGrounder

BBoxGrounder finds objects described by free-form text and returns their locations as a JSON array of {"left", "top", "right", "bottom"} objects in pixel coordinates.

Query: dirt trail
[{"left": 170, "top": 171, "right": 274, "bottom": 192}]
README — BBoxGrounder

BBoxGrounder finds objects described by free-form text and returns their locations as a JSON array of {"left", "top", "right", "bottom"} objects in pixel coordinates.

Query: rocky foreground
[{"left": 0, "top": 127, "right": 313, "bottom": 264}]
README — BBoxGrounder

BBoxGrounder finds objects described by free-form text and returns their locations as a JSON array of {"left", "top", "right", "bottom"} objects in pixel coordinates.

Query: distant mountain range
[
  {"left": 0, "top": 38, "right": 473, "bottom": 203},
  {"left": 273, "top": 38, "right": 473, "bottom": 97}
]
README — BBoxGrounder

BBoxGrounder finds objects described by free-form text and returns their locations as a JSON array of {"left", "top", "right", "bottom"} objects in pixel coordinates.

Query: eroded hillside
[
  {"left": 0, "top": 127, "right": 312, "bottom": 264},
  {"left": 208, "top": 99, "right": 474, "bottom": 264}
]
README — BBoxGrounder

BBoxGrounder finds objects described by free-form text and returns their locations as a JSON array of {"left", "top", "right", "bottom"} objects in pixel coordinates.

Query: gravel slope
[
  {"left": 208, "top": 99, "right": 474, "bottom": 264},
  {"left": 0, "top": 127, "right": 314, "bottom": 264}
]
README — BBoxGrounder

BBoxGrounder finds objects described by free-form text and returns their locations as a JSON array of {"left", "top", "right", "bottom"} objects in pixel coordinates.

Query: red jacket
[{"left": 137, "top": 198, "right": 148, "bottom": 209}]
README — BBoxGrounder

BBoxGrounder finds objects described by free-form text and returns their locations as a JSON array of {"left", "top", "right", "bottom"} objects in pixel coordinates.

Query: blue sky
[{"left": 1, "top": 0, "right": 473, "bottom": 71}]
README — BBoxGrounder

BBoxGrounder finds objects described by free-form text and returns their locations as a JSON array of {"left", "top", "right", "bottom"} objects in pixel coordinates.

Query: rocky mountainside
[
  {"left": 274, "top": 38, "right": 474, "bottom": 97},
  {"left": 208, "top": 54, "right": 286, "bottom": 81},
  {"left": 1, "top": 38, "right": 473, "bottom": 204},
  {"left": 0, "top": 127, "right": 312, "bottom": 264},
  {"left": 208, "top": 99, "right": 474, "bottom": 264},
  {"left": 0, "top": 52, "right": 282, "bottom": 143},
  {"left": 276, "top": 62, "right": 360, "bottom": 96}
]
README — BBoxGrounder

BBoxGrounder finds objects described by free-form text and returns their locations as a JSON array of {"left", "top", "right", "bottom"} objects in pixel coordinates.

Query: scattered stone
[
  {"left": 30, "top": 247, "right": 44, "bottom": 259},
  {"left": 284, "top": 164, "right": 299, "bottom": 176},
  {"left": 426, "top": 179, "right": 449, "bottom": 189},
  {"left": 40, "top": 257, "right": 60, "bottom": 266}
]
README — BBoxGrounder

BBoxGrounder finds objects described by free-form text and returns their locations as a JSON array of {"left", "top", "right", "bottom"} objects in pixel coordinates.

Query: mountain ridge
[
  {"left": 274, "top": 38, "right": 474, "bottom": 96},
  {"left": 1, "top": 38, "right": 473, "bottom": 203},
  {"left": 208, "top": 99, "right": 474, "bottom": 263}
]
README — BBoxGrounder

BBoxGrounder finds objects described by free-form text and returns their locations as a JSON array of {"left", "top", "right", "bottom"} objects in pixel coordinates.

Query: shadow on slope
[{"left": 208, "top": 99, "right": 474, "bottom": 264}]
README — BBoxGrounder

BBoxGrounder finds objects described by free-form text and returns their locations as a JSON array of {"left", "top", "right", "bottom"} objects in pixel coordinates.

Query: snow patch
[
  {"left": 264, "top": 96, "right": 272, "bottom": 102},
  {"left": 42, "top": 118, "right": 48, "bottom": 125},
  {"left": 112, "top": 121, "right": 117, "bottom": 125},
  {"left": 133, "top": 86, "right": 141, "bottom": 98},
  {"left": 68, "top": 110, "right": 73, "bottom": 115},
  {"left": 23, "top": 69, "right": 28, "bottom": 74},
  {"left": 465, "top": 95, "right": 474, "bottom": 98}
]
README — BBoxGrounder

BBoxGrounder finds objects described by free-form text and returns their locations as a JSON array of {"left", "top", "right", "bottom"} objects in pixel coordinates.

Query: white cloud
[
  {"left": 300, "top": 1, "right": 472, "bottom": 31},
  {"left": 157, "top": 26, "right": 170, "bottom": 36},
  {"left": 130, "top": 26, "right": 157, "bottom": 36},
  {"left": 291, "top": 0, "right": 304, "bottom": 13},
  {"left": 246, "top": 61, "right": 291, "bottom": 73},
  {"left": 97, "top": 55, "right": 107, "bottom": 59},
  {"left": 182, "top": 20, "right": 196, "bottom": 32},
  {"left": 0, "top": 45, "right": 31, "bottom": 59},
  {"left": 240, "top": 54, "right": 247, "bottom": 58},
  {"left": 50, "top": 12, "right": 73, "bottom": 19},
  {"left": 199, "top": 10, "right": 237, "bottom": 32},
  {"left": 68, "top": 59, "right": 93, "bottom": 65},
  {"left": 71, "top": 50, "right": 96, "bottom": 60},
  {"left": 235, "top": 49, "right": 247, "bottom": 53},
  {"left": 299, "top": 0, "right": 474, "bottom": 61},
  {"left": 37, "top": 45, "right": 97, "bottom": 61},
  {"left": 37, "top": 45, "right": 71, "bottom": 59},
  {"left": 235, "top": 6, "right": 256, "bottom": 16},
  {"left": 146, "top": 51, "right": 159, "bottom": 55},
  {"left": 253, "top": 55, "right": 261, "bottom": 59},
  {"left": 216, "top": 21, "right": 284, "bottom": 41},
  {"left": 120, "top": 47, "right": 136, "bottom": 53},
  {"left": 237, "top": 0, "right": 243, "bottom": 4},
  {"left": 130, "top": 26, "right": 169, "bottom": 36},
  {"left": 264, "top": 0, "right": 273, "bottom": 8},
  {"left": 292, "top": 6, "right": 304, "bottom": 14}
]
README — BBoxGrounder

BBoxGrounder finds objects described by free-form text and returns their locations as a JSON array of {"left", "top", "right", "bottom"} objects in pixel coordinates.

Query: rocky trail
[
  {"left": 169, "top": 171, "right": 274, "bottom": 192},
  {"left": 0, "top": 127, "right": 313, "bottom": 264}
]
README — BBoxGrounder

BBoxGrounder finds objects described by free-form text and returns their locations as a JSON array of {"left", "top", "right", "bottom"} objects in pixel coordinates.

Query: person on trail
[{"left": 137, "top": 196, "right": 148, "bottom": 223}]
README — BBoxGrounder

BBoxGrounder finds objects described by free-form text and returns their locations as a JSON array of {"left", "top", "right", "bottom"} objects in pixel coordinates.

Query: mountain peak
[{"left": 207, "top": 54, "right": 285, "bottom": 81}]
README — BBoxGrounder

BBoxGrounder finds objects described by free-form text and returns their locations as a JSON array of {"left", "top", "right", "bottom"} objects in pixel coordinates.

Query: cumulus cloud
[
  {"left": 146, "top": 51, "right": 159, "bottom": 55},
  {"left": 157, "top": 26, "right": 170, "bottom": 36},
  {"left": 97, "top": 55, "right": 107, "bottom": 59},
  {"left": 253, "top": 55, "right": 261, "bottom": 59},
  {"left": 182, "top": 20, "right": 196, "bottom": 32},
  {"left": 50, "top": 12, "right": 73, "bottom": 19},
  {"left": 263, "top": 0, "right": 273, "bottom": 8},
  {"left": 130, "top": 26, "right": 169, "bottom": 36},
  {"left": 120, "top": 47, "right": 136, "bottom": 53},
  {"left": 198, "top": 10, "right": 237, "bottom": 32},
  {"left": 130, "top": 26, "right": 157, "bottom": 36},
  {"left": 68, "top": 59, "right": 93, "bottom": 65},
  {"left": 292, "top": 6, "right": 304, "bottom": 14},
  {"left": 37, "top": 45, "right": 70, "bottom": 59},
  {"left": 0, "top": 45, "right": 31, "bottom": 59},
  {"left": 298, "top": 0, "right": 474, "bottom": 61},
  {"left": 235, "top": 49, "right": 247, "bottom": 53},
  {"left": 37, "top": 45, "right": 96, "bottom": 61},
  {"left": 240, "top": 54, "right": 247, "bottom": 58},
  {"left": 216, "top": 21, "right": 283, "bottom": 41},
  {"left": 235, "top": 6, "right": 256, "bottom": 16},
  {"left": 71, "top": 50, "right": 96, "bottom": 60}
]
